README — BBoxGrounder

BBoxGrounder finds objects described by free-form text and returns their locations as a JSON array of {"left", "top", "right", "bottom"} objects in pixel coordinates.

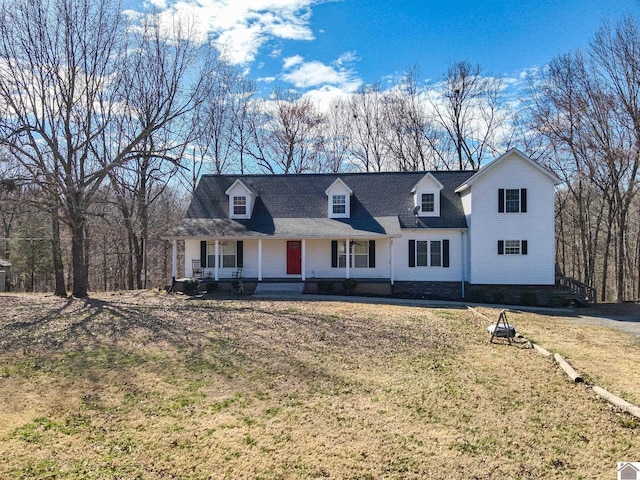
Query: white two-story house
[{"left": 164, "top": 149, "right": 563, "bottom": 304}]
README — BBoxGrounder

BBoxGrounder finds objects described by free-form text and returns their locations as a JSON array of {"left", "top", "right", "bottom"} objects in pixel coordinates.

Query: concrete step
[{"left": 253, "top": 282, "right": 304, "bottom": 296}]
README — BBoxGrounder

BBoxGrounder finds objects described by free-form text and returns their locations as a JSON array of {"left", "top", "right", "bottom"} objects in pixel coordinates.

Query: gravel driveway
[{"left": 558, "top": 303, "right": 640, "bottom": 336}]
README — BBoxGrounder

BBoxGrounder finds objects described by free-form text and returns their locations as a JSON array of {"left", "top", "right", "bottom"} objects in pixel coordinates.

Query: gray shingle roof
[{"left": 165, "top": 171, "right": 475, "bottom": 239}]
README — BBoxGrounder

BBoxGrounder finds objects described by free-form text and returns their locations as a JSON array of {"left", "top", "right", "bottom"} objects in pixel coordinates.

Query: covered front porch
[{"left": 172, "top": 236, "right": 397, "bottom": 284}]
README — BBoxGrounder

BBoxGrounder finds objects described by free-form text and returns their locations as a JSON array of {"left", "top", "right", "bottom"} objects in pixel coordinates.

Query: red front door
[{"left": 286, "top": 241, "right": 302, "bottom": 275}]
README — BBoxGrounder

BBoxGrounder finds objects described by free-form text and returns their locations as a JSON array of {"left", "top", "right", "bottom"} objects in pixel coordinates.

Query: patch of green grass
[
  {"left": 264, "top": 407, "right": 281, "bottom": 417},
  {"left": 9, "top": 459, "right": 58, "bottom": 478},
  {"left": 244, "top": 435, "right": 258, "bottom": 446},
  {"left": 434, "top": 310, "right": 457, "bottom": 320},
  {"left": 211, "top": 393, "right": 245, "bottom": 413},
  {"left": 10, "top": 417, "right": 57, "bottom": 443}
]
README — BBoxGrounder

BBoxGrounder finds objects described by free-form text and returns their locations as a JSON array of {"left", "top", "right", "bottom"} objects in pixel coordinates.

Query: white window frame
[
  {"left": 415, "top": 190, "right": 440, "bottom": 217},
  {"left": 505, "top": 189, "right": 520, "bottom": 213},
  {"left": 233, "top": 196, "right": 247, "bottom": 216},
  {"left": 430, "top": 240, "right": 442, "bottom": 267},
  {"left": 338, "top": 241, "right": 369, "bottom": 268},
  {"left": 207, "top": 242, "right": 237, "bottom": 268},
  {"left": 504, "top": 240, "right": 521, "bottom": 255},
  {"left": 414, "top": 240, "right": 442, "bottom": 267},
  {"left": 416, "top": 241, "right": 428, "bottom": 266},
  {"left": 421, "top": 193, "right": 435, "bottom": 213},
  {"left": 332, "top": 195, "right": 346, "bottom": 215}
]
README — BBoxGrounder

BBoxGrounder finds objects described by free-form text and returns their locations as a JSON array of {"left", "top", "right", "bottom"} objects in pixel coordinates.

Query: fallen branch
[
  {"left": 553, "top": 353, "right": 583, "bottom": 383},
  {"left": 592, "top": 386, "right": 640, "bottom": 419}
]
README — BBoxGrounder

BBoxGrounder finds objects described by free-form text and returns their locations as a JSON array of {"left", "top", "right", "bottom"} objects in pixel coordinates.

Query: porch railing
[{"left": 556, "top": 276, "right": 596, "bottom": 304}]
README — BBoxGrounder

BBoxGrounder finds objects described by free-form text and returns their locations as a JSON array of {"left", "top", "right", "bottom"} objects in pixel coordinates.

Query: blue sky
[{"left": 137, "top": 0, "right": 640, "bottom": 101}]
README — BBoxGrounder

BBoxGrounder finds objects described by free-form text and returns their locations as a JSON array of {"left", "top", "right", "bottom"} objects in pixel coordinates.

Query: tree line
[{"left": 0, "top": 0, "right": 638, "bottom": 301}]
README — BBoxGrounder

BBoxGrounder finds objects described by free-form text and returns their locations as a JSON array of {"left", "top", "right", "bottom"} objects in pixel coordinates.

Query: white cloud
[
  {"left": 282, "top": 60, "right": 345, "bottom": 88},
  {"left": 281, "top": 54, "right": 361, "bottom": 91},
  {"left": 335, "top": 51, "right": 358, "bottom": 66},
  {"left": 282, "top": 55, "right": 304, "bottom": 69},
  {"left": 279, "top": 55, "right": 362, "bottom": 111},
  {"left": 145, "top": 0, "right": 317, "bottom": 64}
]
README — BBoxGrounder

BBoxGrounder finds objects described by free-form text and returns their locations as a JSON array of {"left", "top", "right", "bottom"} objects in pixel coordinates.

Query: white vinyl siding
[{"left": 468, "top": 152, "right": 555, "bottom": 285}]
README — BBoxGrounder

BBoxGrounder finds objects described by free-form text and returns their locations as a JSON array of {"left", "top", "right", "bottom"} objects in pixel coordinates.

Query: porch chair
[
  {"left": 232, "top": 267, "right": 243, "bottom": 279},
  {"left": 191, "top": 259, "right": 203, "bottom": 278}
]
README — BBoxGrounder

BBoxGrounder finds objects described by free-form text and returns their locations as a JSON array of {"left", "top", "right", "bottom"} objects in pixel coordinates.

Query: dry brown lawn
[{"left": 0, "top": 291, "right": 638, "bottom": 479}]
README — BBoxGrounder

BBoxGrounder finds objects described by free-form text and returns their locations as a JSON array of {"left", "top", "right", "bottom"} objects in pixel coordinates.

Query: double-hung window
[
  {"left": 498, "top": 188, "right": 527, "bottom": 213},
  {"left": 233, "top": 196, "right": 247, "bottom": 215},
  {"left": 416, "top": 241, "right": 428, "bottom": 266},
  {"left": 338, "top": 241, "right": 369, "bottom": 268},
  {"left": 498, "top": 240, "right": 528, "bottom": 255},
  {"left": 409, "top": 239, "right": 450, "bottom": 267},
  {"left": 421, "top": 193, "right": 435, "bottom": 213},
  {"left": 221, "top": 242, "right": 237, "bottom": 267},
  {"left": 332, "top": 240, "right": 376, "bottom": 268},
  {"left": 206, "top": 241, "right": 241, "bottom": 268},
  {"left": 430, "top": 241, "right": 442, "bottom": 267},
  {"left": 332, "top": 195, "right": 346, "bottom": 215}
]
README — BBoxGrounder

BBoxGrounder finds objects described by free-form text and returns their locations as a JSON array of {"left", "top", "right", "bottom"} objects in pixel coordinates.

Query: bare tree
[
  {"left": 383, "top": 68, "right": 441, "bottom": 171},
  {"left": 0, "top": 0, "right": 127, "bottom": 296},
  {"left": 347, "top": 84, "right": 390, "bottom": 172},
  {"left": 321, "top": 99, "right": 351, "bottom": 173},
  {"left": 531, "top": 16, "right": 640, "bottom": 302},
  {"left": 248, "top": 90, "right": 326, "bottom": 174},
  {"left": 101, "top": 11, "right": 214, "bottom": 289},
  {"left": 428, "top": 61, "right": 507, "bottom": 170},
  {"left": 0, "top": 0, "right": 211, "bottom": 296},
  {"left": 192, "top": 62, "right": 255, "bottom": 176}
]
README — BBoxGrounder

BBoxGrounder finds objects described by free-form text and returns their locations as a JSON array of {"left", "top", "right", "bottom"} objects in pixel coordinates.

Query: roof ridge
[{"left": 201, "top": 170, "right": 477, "bottom": 179}]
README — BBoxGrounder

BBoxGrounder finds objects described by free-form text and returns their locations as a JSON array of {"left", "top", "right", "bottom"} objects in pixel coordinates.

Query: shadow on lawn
[{"left": 0, "top": 293, "right": 463, "bottom": 395}]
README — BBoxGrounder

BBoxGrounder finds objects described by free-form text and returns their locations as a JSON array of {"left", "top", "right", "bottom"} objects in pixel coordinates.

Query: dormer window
[
  {"left": 332, "top": 195, "right": 346, "bottom": 214},
  {"left": 325, "top": 178, "right": 352, "bottom": 219},
  {"left": 421, "top": 193, "right": 435, "bottom": 213},
  {"left": 233, "top": 196, "right": 247, "bottom": 215},
  {"left": 225, "top": 180, "right": 257, "bottom": 219},
  {"left": 411, "top": 173, "right": 443, "bottom": 218}
]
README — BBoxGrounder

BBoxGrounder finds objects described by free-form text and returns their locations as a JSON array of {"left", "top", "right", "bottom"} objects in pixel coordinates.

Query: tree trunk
[
  {"left": 601, "top": 219, "right": 613, "bottom": 302},
  {"left": 70, "top": 217, "right": 88, "bottom": 298},
  {"left": 51, "top": 207, "right": 67, "bottom": 297},
  {"left": 617, "top": 205, "right": 628, "bottom": 302}
]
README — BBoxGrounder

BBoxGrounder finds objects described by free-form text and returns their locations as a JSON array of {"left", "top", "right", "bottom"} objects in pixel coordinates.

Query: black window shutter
[
  {"left": 368, "top": 240, "right": 376, "bottom": 268},
  {"left": 408, "top": 240, "right": 416, "bottom": 267},
  {"left": 442, "top": 239, "right": 450, "bottom": 268},
  {"left": 498, "top": 240, "right": 504, "bottom": 255},
  {"left": 521, "top": 240, "right": 528, "bottom": 255},
  {"left": 520, "top": 188, "right": 527, "bottom": 213},
  {"left": 237, "top": 241, "right": 244, "bottom": 267},
  {"left": 498, "top": 189, "right": 505, "bottom": 213},
  {"left": 200, "top": 241, "right": 207, "bottom": 268},
  {"left": 331, "top": 240, "right": 338, "bottom": 268}
]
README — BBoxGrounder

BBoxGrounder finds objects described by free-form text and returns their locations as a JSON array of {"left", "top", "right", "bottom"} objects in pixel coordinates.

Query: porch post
[
  {"left": 214, "top": 240, "right": 219, "bottom": 281},
  {"left": 390, "top": 238, "right": 394, "bottom": 285},
  {"left": 345, "top": 238, "right": 350, "bottom": 279},
  {"left": 301, "top": 239, "right": 306, "bottom": 281},
  {"left": 461, "top": 231, "right": 466, "bottom": 299},
  {"left": 171, "top": 239, "right": 177, "bottom": 280},
  {"left": 258, "top": 239, "right": 263, "bottom": 281}
]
